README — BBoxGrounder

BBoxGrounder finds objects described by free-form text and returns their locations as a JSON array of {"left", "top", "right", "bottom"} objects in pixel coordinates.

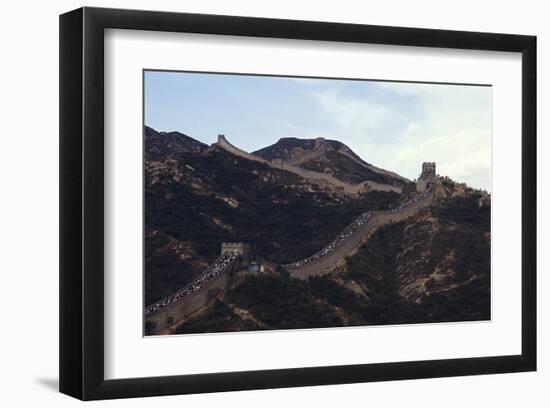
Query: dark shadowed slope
[{"left": 144, "top": 126, "right": 401, "bottom": 305}]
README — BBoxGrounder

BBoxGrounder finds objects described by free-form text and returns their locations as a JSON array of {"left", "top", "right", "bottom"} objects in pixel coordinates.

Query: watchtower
[
  {"left": 220, "top": 242, "right": 251, "bottom": 257},
  {"left": 417, "top": 162, "right": 436, "bottom": 192}
]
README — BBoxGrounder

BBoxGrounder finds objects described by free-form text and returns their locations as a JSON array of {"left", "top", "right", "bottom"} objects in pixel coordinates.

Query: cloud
[
  {"left": 313, "top": 89, "right": 390, "bottom": 133},
  {"left": 307, "top": 81, "right": 492, "bottom": 191},
  {"left": 308, "top": 83, "right": 419, "bottom": 146}
]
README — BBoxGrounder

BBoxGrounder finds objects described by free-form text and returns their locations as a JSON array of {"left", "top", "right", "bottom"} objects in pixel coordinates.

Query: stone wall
[
  {"left": 216, "top": 134, "right": 269, "bottom": 165},
  {"left": 215, "top": 135, "right": 403, "bottom": 194},
  {"left": 146, "top": 259, "right": 236, "bottom": 334},
  {"left": 416, "top": 179, "right": 430, "bottom": 192},
  {"left": 287, "top": 192, "right": 433, "bottom": 279},
  {"left": 221, "top": 242, "right": 251, "bottom": 256}
]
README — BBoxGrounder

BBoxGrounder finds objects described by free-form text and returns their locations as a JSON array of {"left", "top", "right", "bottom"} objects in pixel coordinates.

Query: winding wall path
[
  {"left": 286, "top": 146, "right": 410, "bottom": 184},
  {"left": 285, "top": 191, "right": 434, "bottom": 279},
  {"left": 146, "top": 137, "right": 432, "bottom": 330},
  {"left": 144, "top": 255, "right": 239, "bottom": 333},
  {"left": 216, "top": 135, "right": 402, "bottom": 194}
]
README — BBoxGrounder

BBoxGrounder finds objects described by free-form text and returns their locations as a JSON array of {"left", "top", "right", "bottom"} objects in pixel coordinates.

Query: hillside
[
  {"left": 145, "top": 125, "right": 208, "bottom": 157},
  {"left": 253, "top": 137, "right": 409, "bottom": 186},
  {"left": 145, "top": 127, "right": 401, "bottom": 306},
  {"left": 175, "top": 189, "right": 490, "bottom": 334},
  {"left": 144, "top": 126, "right": 490, "bottom": 334}
]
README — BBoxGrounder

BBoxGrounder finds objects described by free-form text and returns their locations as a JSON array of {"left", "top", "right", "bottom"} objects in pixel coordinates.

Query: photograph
[
  {"left": 143, "top": 71, "right": 492, "bottom": 336},
  {"left": 1, "top": 1, "right": 543, "bottom": 405}
]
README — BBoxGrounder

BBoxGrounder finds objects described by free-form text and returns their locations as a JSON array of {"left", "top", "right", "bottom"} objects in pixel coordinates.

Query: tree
[{"left": 276, "top": 265, "right": 291, "bottom": 280}]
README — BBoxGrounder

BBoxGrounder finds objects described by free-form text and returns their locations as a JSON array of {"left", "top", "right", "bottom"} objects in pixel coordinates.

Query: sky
[{"left": 144, "top": 71, "right": 492, "bottom": 191}]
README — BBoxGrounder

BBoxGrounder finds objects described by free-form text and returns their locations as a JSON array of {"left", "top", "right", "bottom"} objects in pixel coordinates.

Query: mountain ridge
[
  {"left": 254, "top": 136, "right": 410, "bottom": 185},
  {"left": 143, "top": 125, "right": 491, "bottom": 335},
  {"left": 146, "top": 126, "right": 410, "bottom": 189}
]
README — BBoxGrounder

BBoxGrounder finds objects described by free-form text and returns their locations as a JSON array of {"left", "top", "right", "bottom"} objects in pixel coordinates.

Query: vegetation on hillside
[
  {"left": 175, "top": 273, "right": 369, "bottom": 333},
  {"left": 176, "top": 194, "right": 491, "bottom": 332},
  {"left": 300, "top": 150, "right": 399, "bottom": 185},
  {"left": 174, "top": 300, "right": 260, "bottom": 334},
  {"left": 145, "top": 128, "right": 401, "bottom": 304},
  {"left": 145, "top": 126, "right": 491, "bottom": 332}
]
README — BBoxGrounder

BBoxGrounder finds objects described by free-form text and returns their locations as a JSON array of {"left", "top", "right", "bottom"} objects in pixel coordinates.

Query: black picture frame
[{"left": 60, "top": 6, "right": 537, "bottom": 400}]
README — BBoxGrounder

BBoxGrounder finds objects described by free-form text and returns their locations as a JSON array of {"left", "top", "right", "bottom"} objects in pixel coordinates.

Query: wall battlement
[
  {"left": 221, "top": 242, "right": 251, "bottom": 256},
  {"left": 421, "top": 162, "right": 436, "bottom": 178},
  {"left": 216, "top": 134, "right": 269, "bottom": 165}
]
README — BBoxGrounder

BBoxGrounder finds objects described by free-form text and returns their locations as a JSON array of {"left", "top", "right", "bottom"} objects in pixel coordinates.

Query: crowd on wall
[
  {"left": 285, "top": 187, "right": 433, "bottom": 269},
  {"left": 144, "top": 252, "right": 238, "bottom": 316},
  {"left": 145, "top": 187, "right": 434, "bottom": 316}
]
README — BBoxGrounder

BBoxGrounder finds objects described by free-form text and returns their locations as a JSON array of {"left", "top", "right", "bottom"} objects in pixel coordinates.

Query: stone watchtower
[
  {"left": 220, "top": 242, "right": 251, "bottom": 258},
  {"left": 416, "top": 162, "right": 436, "bottom": 192}
]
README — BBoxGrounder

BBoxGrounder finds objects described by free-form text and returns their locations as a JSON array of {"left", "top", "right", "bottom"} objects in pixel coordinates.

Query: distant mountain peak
[
  {"left": 145, "top": 126, "right": 208, "bottom": 157},
  {"left": 253, "top": 136, "right": 410, "bottom": 185}
]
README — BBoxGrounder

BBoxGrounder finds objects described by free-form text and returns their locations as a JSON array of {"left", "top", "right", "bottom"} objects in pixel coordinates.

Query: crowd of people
[
  {"left": 286, "top": 187, "right": 433, "bottom": 269},
  {"left": 145, "top": 252, "right": 238, "bottom": 316},
  {"left": 286, "top": 211, "right": 375, "bottom": 268},
  {"left": 383, "top": 185, "right": 433, "bottom": 215}
]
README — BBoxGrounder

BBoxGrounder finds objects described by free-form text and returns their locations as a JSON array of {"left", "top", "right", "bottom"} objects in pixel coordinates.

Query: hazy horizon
[{"left": 144, "top": 71, "right": 492, "bottom": 191}]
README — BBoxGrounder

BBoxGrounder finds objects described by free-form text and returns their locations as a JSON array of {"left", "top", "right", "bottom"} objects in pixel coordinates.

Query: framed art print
[{"left": 59, "top": 7, "right": 536, "bottom": 400}]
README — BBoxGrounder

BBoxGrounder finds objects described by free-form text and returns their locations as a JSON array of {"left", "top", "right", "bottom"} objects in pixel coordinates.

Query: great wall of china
[
  {"left": 145, "top": 254, "right": 239, "bottom": 333},
  {"left": 144, "top": 137, "right": 438, "bottom": 334},
  {"left": 284, "top": 190, "right": 433, "bottom": 279},
  {"left": 145, "top": 188, "right": 433, "bottom": 333},
  {"left": 216, "top": 134, "right": 403, "bottom": 194},
  {"left": 282, "top": 141, "right": 409, "bottom": 185}
]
